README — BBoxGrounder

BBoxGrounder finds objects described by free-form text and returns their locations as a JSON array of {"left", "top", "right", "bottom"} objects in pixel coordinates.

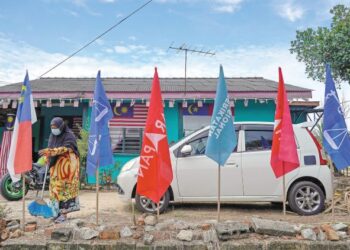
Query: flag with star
[{"left": 136, "top": 67, "right": 173, "bottom": 203}]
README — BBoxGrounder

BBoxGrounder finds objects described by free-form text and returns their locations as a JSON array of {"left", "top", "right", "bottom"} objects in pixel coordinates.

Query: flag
[
  {"left": 136, "top": 67, "right": 173, "bottom": 203},
  {"left": 110, "top": 104, "right": 148, "bottom": 127},
  {"left": 322, "top": 64, "right": 350, "bottom": 170},
  {"left": 205, "top": 65, "right": 237, "bottom": 166},
  {"left": 7, "top": 72, "right": 37, "bottom": 182},
  {"left": 87, "top": 71, "right": 114, "bottom": 176},
  {"left": 270, "top": 67, "right": 300, "bottom": 178}
]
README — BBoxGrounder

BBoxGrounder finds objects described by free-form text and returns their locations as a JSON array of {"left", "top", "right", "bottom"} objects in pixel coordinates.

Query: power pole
[{"left": 168, "top": 43, "right": 215, "bottom": 96}]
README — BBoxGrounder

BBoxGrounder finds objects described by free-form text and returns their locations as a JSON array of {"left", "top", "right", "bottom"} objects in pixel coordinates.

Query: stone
[
  {"left": 44, "top": 227, "right": 54, "bottom": 237},
  {"left": 69, "top": 219, "right": 85, "bottom": 228},
  {"left": 137, "top": 216, "right": 145, "bottom": 226},
  {"left": 177, "top": 230, "right": 193, "bottom": 242},
  {"left": 215, "top": 221, "right": 250, "bottom": 240},
  {"left": 317, "top": 230, "right": 327, "bottom": 241},
  {"left": 200, "top": 223, "right": 211, "bottom": 231},
  {"left": 155, "top": 219, "right": 176, "bottom": 231},
  {"left": 25, "top": 222, "right": 37, "bottom": 232},
  {"left": 0, "top": 219, "right": 7, "bottom": 231},
  {"left": 99, "top": 228, "right": 120, "bottom": 240},
  {"left": 251, "top": 217, "right": 296, "bottom": 236},
  {"left": 133, "top": 232, "right": 143, "bottom": 240},
  {"left": 120, "top": 226, "right": 133, "bottom": 238},
  {"left": 173, "top": 220, "right": 190, "bottom": 230},
  {"left": 337, "top": 231, "right": 348, "bottom": 240},
  {"left": 332, "top": 223, "right": 348, "bottom": 232},
  {"left": 51, "top": 227, "right": 73, "bottom": 242},
  {"left": 144, "top": 225, "right": 155, "bottom": 232},
  {"left": 9, "top": 229, "right": 21, "bottom": 239},
  {"left": 203, "top": 229, "right": 219, "bottom": 244},
  {"left": 6, "top": 220, "right": 19, "bottom": 228},
  {"left": 78, "top": 227, "right": 99, "bottom": 240},
  {"left": 143, "top": 234, "right": 154, "bottom": 245},
  {"left": 144, "top": 215, "right": 157, "bottom": 226},
  {"left": 6, "top": 220, "right": 20, "bottom": 233},
  {"left": 301, "top": 228, "right": 316, "bottom": 241},
  {"left": 325, "top": 228, "right": 340, "bottom": 241},
  {"left": 1, "top": 229, "right": 9, "bottom": 241}
]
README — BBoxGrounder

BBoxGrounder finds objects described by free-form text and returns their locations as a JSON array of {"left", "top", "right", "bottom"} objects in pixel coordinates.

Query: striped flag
[
  {"left": 0, "top": 131, "right": 13, "bottom": 178},
  {"left": 7, "top": 72, "right": 37, "bottom": 182},
  {"left": 109, "top": 104, "right": 148, "bottom": 127}
]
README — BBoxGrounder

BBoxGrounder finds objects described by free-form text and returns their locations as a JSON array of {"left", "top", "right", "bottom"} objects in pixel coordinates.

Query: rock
[
  {"left": 120, "top": 226, "right": 133, "bottom": 238},
  {"left": 177, "top": 230, "right": 193, "bottom": 242},
  {"left": 0, "top": 219, "right": 7, "bottom": 231},
  {"left": 1, "top": 229, "right": 9, "bottom": 241},
  {"left": 301, "top": 228, "right": 316, "bottom": 241},
  {"left": 315, "top": 227, "right": 326, "bottom": 241},
  {"left": 44, "top": 227, "right": 54, "bottom": 237},
  {"left": 6, "top": 220, "right": 19, "bottom": 228},
  {"left": 6, "top": 220, "right": 20, "bottom": 232},
  {"left": 137, "top": 216, "right": 145, "bottom": 226},
  {"left": 99, "top": 228, "right": 120, "bottom": 240},
  {"left": 51, "top": 227, "right": 73, "bottom": 242},
  {"left": 78, "top": 227, "right": 99, "bottom": 240},
  {"left": 25, "top": 222, "right": 37, "bottom": 232},
  {"left": 326, "top": 229, "right": 340, "bottom": 241},
  {"left": 144, "top": 225, "right": 155, "bottom": 232},
  {"left": 133, "top": 232, "right": 143, "bottom": 240},
  {"left": 155, "top": 219, "right": 176, "bottom": 231},
  {"left": 69, "top": 219, "right": 85, "bottom": 228},
  {"left": 337, "top": 231, "right": 348, "bottom": 240},
  {"left": 215, "top": 221, "right": 250, "bottom": 240},
  {"left": 173, "top": 220, "right": 190, "bottom": 230},
  {"left": 9, "top": 229, "right": 21, "bottom": 239},
  {"left": 200, "top": 223, "right": 211, "bottom": 231},
  {"left": 332, "top": 223, "right": 348, "bottom": 232},
  {"left": 251, "top": 217, "right": 296, "bottom": 236},
  {"left": 143, "top": 234, "right": 154, "bottom": 245},
  {"left": 203, "top": 229, "right": 219, "bottom": 243},
  {"left": 144, "top": 215, "right": 157, "bottom": 226}
]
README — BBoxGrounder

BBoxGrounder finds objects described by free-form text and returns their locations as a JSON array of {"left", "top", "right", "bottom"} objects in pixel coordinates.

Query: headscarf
[{"left": 48, "top": 117, "right": 79, "bottom": 156}]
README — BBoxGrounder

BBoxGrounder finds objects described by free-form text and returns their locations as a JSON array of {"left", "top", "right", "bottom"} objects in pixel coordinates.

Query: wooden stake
[
  {"left": 217, "top": 164, "right": 221, "bottom": 222},
  {"left": 96, "top": 168, "right": 99, "bottom": 225},
  {"left": 282, "top": 163, "right": 286, "bottom": 216},
  {"left": 131, "top": 198, "right": 136, "bottom": 225},
  {"left": 22, "top": 174, "right": 25, "bottom": 231}
]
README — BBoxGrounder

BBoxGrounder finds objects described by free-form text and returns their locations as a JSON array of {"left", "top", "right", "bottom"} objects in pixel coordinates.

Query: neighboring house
[{"left": 0, "top": 77, "right": 317, "bottom": 183}]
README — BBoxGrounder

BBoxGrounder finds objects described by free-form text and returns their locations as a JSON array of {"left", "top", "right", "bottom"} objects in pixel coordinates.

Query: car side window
[
  {"left": 187, "top": 137, "right": 208, "bottom": 156},
  {"left": 245, "top": 130, "right": 273, "bottom": 151}
]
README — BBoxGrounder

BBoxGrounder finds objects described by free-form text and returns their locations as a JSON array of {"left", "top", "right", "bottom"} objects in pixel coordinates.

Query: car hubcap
[
  {"left": 139, "top": 196, "right": 165, "bottom": 213},
  {"left": 295, "top": 186, "right": 320, "bottom": 213}
]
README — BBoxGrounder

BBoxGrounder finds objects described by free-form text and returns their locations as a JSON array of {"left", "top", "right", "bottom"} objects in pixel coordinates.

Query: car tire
[
  {"left": 135, "top": 190, "right": 170, "bottom": 214},
  {"left": 288, "top": 181, "right": 325, "bottom": 215}
]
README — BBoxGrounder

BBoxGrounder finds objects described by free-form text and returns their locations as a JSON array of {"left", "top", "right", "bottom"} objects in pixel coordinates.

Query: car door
[
  {"left": 175, "top": 129, "right": 243, "bottom": 200},
  {"left": 241, "top": 124, "right": 299, "bottom": 196}
]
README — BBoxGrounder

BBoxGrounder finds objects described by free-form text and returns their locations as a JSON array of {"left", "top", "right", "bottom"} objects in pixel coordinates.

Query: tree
[{"left": 290, "top": 5, "right": 350, "bottom": 84}]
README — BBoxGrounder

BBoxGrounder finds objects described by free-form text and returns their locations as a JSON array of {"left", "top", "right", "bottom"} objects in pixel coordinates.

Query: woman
[{"left": 39, "top": 117, "right": 80, "bottom": 223}]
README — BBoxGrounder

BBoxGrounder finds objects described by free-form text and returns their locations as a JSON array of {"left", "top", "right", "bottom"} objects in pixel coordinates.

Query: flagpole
[
  {"left": 282, "top": 163, "right": 286, "bottom": 216},
  {"left": 327, "top": 156, "right": 335, "bottom": 220},
  {"left": 131, "top": 198, "right": 136, "bottom": 225},
  {"left": 22, "top": 174, "right": 25, "bottom": 231},
  {"left": 96, "top": 167, "right": 99, "bottom": 225},
  {"left": 217, "top": 163, "right": 221, "bottom": 221},
  {"left": 157, "top": 202, "right": 160, "bottom": 222}
]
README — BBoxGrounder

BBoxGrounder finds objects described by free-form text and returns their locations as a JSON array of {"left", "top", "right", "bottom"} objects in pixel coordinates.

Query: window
[
  {"left": 110, "top": 127, "right": 143, "bottom": 154},
  {"left": 245, "top": 129, "right": 273, "bottom": 151},
  {"left": 186, "top": 137, "right": 208, "bottom": 156}
]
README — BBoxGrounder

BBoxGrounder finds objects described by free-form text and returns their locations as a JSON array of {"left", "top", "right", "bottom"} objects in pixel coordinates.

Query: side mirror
[{"left": 180, "top": 145, "right": 192, "bottom": 156}]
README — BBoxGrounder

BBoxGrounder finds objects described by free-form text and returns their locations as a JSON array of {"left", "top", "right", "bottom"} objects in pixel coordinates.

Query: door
[{"left": 175, "top": 130, "right": 243, "bottom": 200}]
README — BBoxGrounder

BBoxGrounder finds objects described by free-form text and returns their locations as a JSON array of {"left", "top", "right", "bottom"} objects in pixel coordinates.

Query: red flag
[
  {"left": 136, "top": 67, "right": 173, "bottom": 203},
  {"left": 270, "top": 68, "right": 300, "bottom": 178}
]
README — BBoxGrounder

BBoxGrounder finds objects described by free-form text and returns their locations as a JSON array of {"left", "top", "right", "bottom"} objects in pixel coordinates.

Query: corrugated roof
[{"left": 0, "top": 77, "right": 312, "bottom": 100}]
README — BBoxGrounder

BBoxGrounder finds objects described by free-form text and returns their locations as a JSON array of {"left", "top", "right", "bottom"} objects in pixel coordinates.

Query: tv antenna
[{"left": 168, "top": 43, "right": 215, "bottom": 96}]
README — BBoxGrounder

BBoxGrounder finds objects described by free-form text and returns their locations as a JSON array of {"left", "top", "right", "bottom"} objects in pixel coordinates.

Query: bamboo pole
[
  {"left": 96, "top": 168, "right": 99, "bottom": 225},
  {"left": 22, "top": 174, "right": 25, "bottom": 231},
  {"left": 282, "top": 163, "right": 286, "bottom": 216},
  {"left": 131, "top": 198, "right": 136, "bottom": 225},
  {"left": 157, "top": 202, "right": 160, "bottom": 222},
  {"left": 217, "top": 164, "right": 221, "bottom": 221}
]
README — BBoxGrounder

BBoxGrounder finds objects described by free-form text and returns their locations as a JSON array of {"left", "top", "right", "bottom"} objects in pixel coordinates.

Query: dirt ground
[{"left": 1, "top": 190, "right": 350, "bottom": 226}]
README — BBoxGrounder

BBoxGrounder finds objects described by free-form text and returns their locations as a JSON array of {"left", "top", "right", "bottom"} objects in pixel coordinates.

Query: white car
[{"left": 117, "top": 122, "right": 332, "bottom": 216}]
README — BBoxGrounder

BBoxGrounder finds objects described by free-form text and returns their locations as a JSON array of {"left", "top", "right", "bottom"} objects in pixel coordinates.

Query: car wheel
[
  {"left": 135, "top": 190, "right": 170, "bottom": 214},
  {"left": 288, "top": 181, "right": 325, "bottom": 215}
]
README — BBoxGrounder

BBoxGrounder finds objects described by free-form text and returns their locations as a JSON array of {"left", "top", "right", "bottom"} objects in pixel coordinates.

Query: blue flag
[
  {"left": 205, "top": 65, "right": 237, "bottom": 166},
  {"left": 87, "top": 71, "right": 114, "bottom": 176},
  {"left": 322, "top": 64, "right": 350, "bottom": 171}
]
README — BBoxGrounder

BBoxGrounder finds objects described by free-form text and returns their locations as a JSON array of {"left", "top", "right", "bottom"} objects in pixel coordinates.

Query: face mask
[{"left": 51, "top": 128, "right": 61, "bottom": 136}]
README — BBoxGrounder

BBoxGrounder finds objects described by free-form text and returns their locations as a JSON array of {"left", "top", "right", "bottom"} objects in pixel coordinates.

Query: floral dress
[{"left": 43, "top": 146, "right": 80, "bottom": 216}]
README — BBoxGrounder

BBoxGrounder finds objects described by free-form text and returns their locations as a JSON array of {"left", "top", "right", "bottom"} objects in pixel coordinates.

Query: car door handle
[{"left": 226, "top": 162, "right": 238, "bottom": 167}]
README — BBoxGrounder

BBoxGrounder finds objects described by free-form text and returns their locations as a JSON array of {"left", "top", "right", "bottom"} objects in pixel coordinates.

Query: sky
[{"left": 0, "top": 0, "right": 350, "bottom": 114}]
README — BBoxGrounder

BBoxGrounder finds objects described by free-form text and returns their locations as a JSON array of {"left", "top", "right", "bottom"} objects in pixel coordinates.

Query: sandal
[{"left": 54, "top": 214, "right": 66, "bottom": 224}]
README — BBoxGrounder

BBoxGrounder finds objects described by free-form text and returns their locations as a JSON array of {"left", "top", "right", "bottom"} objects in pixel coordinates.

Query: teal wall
[
  {"left": 235, "top": 99, "right": 275, "bottom": 122},
  {"left": 164, "top": 101, "right": 183, "bottom": 144}
]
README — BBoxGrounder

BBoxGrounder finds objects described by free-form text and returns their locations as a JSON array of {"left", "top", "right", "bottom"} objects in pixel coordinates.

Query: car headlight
[{"left": 121, "top": 158, "right": 137, "bottom": 173}]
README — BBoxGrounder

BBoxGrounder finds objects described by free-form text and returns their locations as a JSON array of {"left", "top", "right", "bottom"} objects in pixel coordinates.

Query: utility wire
[{"left": 39, "top": 0, "right": 153, "bottom": 78}]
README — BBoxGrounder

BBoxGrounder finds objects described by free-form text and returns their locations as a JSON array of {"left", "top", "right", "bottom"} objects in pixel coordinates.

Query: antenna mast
[{"left": 168, "top": 43, "right": 215, "bottom": 96}]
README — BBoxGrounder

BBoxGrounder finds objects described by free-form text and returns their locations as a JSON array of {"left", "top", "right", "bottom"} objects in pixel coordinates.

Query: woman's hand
[{"left": 38, "top": 148, "right": 49, "bottom": 157}]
